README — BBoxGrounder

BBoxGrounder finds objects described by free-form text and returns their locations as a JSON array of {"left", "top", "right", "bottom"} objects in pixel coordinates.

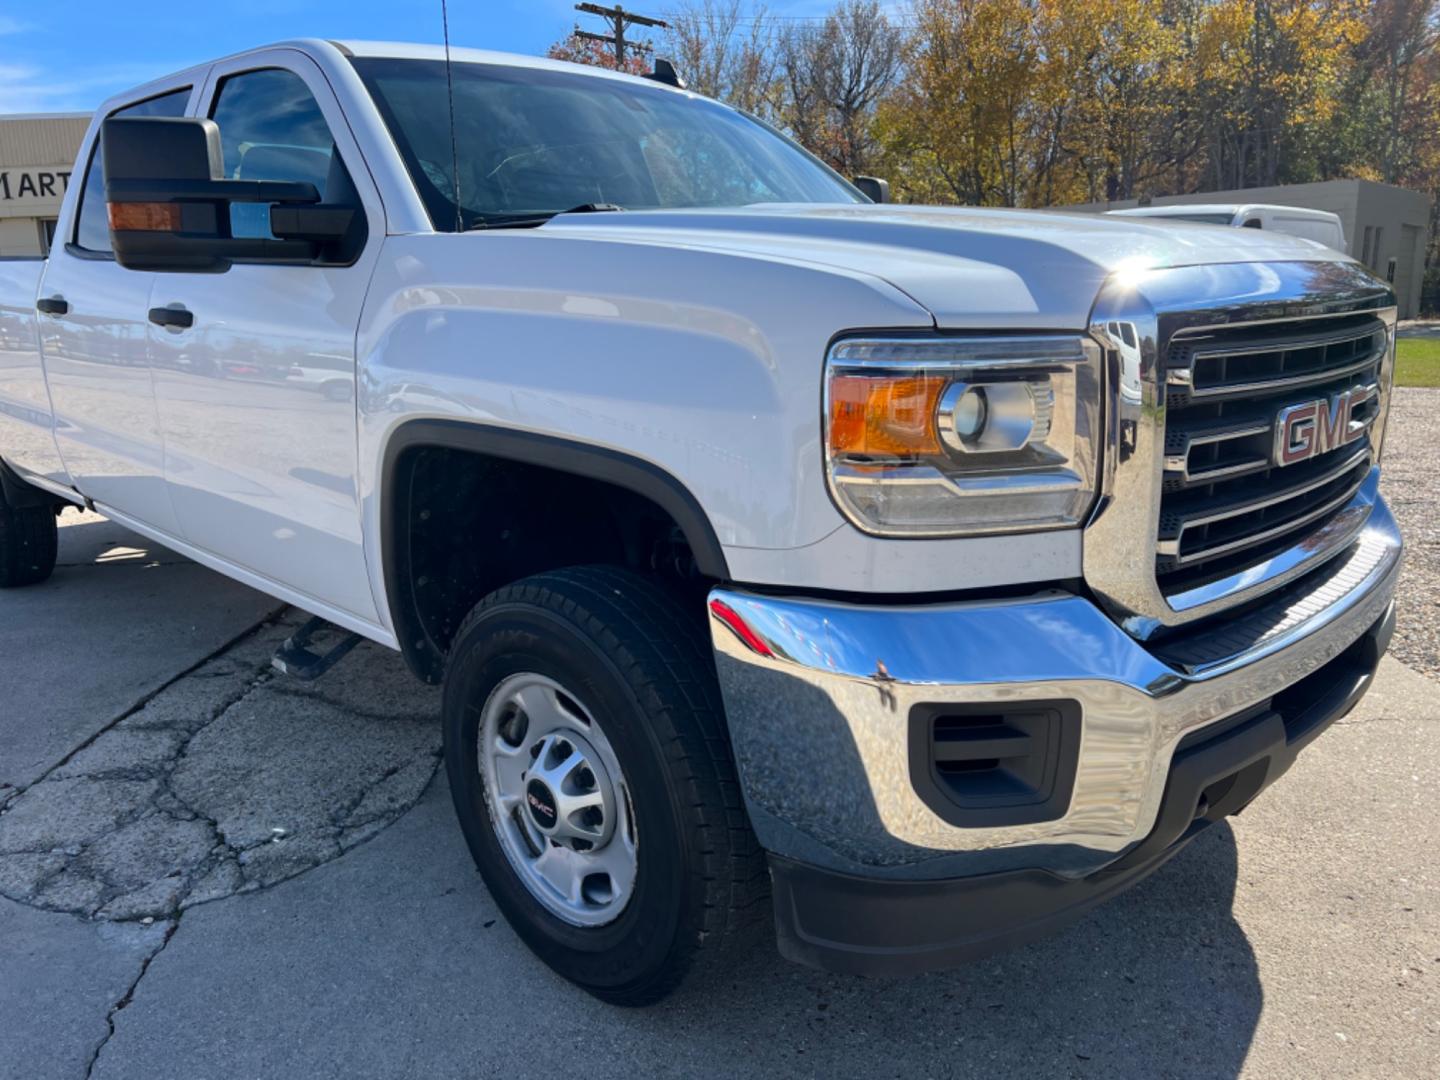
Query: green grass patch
[{"left": 1396, "top": 337, "right": 1440, "bottom": 387}]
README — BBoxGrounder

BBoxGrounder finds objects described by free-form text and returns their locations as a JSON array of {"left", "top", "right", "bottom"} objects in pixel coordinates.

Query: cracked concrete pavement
[
  {"left": 0, "top": 606, "right": 441, "bottom": 921},
  {"left": 0, "top": 513, "right": 281, "bottom": 795},
  {"left": 1, "top": 512, "right": 1438, "bottom": 1079}
]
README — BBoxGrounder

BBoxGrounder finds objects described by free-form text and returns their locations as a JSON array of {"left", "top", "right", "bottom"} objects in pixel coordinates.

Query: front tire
[
  {"left": 442, "top": 567, "right": 766, "bottom": 1005},
  {"left": 0, "top": 501, "right": 58, "bottom": 588}
]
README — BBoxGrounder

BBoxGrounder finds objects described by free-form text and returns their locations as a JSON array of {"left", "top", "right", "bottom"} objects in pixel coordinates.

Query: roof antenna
[{"left": 441, "top": 0, "right": 463, "bottom": 230}]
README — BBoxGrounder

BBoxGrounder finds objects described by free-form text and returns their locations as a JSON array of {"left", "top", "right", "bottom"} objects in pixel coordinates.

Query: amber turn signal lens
[
  {"left": 107, "top": 202, "right": 182, "bottom": 232},
  {"left": 828, "top": 375, "right": 946, "bottom": 457}
]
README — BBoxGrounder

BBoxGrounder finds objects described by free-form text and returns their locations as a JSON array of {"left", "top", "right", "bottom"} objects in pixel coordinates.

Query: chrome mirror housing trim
[{"left": 1085, "top": 261, "right": 1396, "bottom": 639}]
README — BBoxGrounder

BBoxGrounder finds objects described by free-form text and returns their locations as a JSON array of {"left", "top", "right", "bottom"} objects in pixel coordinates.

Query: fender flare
[{"left": 379, "top": 419, "right": 731, "bottom": 680}]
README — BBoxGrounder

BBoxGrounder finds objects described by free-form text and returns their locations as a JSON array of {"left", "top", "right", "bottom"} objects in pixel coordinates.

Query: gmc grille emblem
[{"left": 1273, "top": 386, "right": 1375, "bottom": 467}]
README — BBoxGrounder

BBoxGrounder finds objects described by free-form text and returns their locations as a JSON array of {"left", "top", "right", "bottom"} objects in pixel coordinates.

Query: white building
[
  {"left": 1064, "top": 179, "right": 1432, "bottom": 318},
  {"left": 0, "top": 113, "right": 90, "bottom": 257}
]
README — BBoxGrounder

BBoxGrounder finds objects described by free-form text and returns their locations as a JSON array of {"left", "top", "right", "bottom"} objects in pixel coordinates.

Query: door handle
[
  {"left": 148, "top": 306, "right": 194, "bottom": 329},
  {"left": 36, "top": 296, "right": 68, "bottom": 316}
]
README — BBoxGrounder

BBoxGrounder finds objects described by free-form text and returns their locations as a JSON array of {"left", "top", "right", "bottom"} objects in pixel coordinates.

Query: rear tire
[
  {"left": 0, "top": 502, "right": 58, "bottom": 588},
  {"left": 442, "top": 566, "right": 767, "bottom": 1005}
]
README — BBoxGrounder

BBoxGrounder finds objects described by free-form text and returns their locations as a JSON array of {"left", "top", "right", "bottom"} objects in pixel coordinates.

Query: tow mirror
[
  {"left": 103, "top": 117, "right": 358, "bottom": 272},
  {"left": 854, "top": 176, "right": 890, "bottom": 204}
]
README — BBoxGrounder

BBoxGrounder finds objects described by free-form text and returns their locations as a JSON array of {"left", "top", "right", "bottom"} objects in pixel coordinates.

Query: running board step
[{"left": 271, "top": 616, "right": 363, "bottom": 681}]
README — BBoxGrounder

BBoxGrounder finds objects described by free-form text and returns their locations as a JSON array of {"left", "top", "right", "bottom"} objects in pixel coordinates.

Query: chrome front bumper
[{"left": 708, "top": 479, "right": 1401, "bottom": 882}]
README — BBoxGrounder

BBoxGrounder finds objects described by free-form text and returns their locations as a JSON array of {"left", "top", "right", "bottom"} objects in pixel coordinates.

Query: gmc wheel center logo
[
  {"left": 1272, "top": 385, "right": 1375, "bottom": 467},
  {"left": 526, "top": 780, "right": 557, "bottom": 826}
]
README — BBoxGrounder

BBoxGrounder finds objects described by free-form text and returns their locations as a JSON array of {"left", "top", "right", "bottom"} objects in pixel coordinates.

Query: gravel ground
[{"left": 1378, "top": 385, "right": 1440, "bottom": 675}]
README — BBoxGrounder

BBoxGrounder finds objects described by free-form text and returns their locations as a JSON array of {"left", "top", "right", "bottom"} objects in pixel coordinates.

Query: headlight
[{"left": 824, "top": 335, "right": 1102, "bottom": 536}]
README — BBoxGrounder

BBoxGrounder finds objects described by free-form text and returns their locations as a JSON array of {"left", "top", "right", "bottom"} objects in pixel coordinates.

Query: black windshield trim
[{"left": 465, "top": 202, "right": 625, "bottom": 231}]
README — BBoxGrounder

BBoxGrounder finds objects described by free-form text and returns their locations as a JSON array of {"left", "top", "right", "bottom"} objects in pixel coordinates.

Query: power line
[
  {"left": 653, "top": 11, "right": 923, "bottom": 31},
  {"left": 574, "top": 4, "right": 671, "bottom": 69},
  {"left": 654, "top": 5, "right": 915, "bottom": 23}
]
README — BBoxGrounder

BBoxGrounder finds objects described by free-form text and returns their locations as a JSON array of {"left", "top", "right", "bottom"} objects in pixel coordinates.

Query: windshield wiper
[{"left": 465, "top": 203, "right": 624, "bottom": 231}]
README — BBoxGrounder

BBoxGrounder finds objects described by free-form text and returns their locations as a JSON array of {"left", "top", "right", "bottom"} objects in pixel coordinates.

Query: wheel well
[
  {"left": 0, "top": 458, "right": 70, "bottom": 511},
  {"left": 381, "top": 423, "right": 727, "bottom": 682}
]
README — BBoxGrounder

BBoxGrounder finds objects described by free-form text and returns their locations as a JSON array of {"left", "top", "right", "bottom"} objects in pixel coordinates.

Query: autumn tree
[
  {"left": 1351, "top": 0, "right": 1439, "bottom": 182},
  {"left": 1036, "top": 0, "right": 1188, "bottom": 203},
  {"left": 872, "top": 0, "right": 1402, "bottom": 205},
  {"left": 1184, "top": 1, "right": 1367, "bottom": 190},
  {"left": 875, "top": 0, "right": 1044, "bottom": 205},
  {"left": 776, "top": 21, "right": 832, "bottom": 157},
  {"left": 1349, "top": 1, "right": 1440, "bottom": 308},
  {"left": 547, "top": 31, "right": 652, "bottom": 75},
  {"left": 777, "top": 0, "right": 902, "bottom": 176},
  {"left": 664, "top": 0, "right": 779, "bottom": 115}
]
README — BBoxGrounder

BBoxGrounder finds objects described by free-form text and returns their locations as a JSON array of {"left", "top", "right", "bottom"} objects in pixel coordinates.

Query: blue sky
[{"left": 0, "top": 0, "right": 844, "bottom": 114}]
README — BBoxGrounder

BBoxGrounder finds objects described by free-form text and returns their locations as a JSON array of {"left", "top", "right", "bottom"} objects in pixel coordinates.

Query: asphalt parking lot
[
  {"left": 1398, "top": 321, "right": 1440, "bottom": 338},
  {"left": 2, "top": 401, "right": 1437, "bottom": 1080}
]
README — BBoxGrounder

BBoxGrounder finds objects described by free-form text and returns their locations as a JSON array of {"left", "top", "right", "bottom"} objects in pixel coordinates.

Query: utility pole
[{"left": 572, "top": 3, "right": 668, "bottom": 70}]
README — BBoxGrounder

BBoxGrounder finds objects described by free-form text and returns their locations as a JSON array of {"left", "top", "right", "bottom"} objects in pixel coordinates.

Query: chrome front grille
[
  {"left": 1168, "top": 318, "right": 1387, "bottom": 403},
  {"left": 1156, "top": 315, "right": 1386, "bottom": 591},
  {"left": 1085, "top": 260, "right": 1396, "bottom": 640}
]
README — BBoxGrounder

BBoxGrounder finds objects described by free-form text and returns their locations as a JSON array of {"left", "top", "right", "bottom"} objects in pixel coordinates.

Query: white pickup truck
[{"left": 0, "top": 40, "right": 1403, "bottom": 1004}]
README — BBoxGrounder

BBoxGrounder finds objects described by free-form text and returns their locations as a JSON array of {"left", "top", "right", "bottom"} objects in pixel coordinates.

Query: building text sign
[{"left": 0, "top": 168, "right": 73, "bottom": 217}]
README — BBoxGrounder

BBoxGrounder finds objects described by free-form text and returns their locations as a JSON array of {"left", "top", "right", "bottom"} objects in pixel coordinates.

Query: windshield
[{"left": 352, "top": 58, "right": 863, "bottom": 230}]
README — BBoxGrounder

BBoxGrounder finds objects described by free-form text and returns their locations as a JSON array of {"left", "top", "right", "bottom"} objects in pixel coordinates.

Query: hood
[{"left": 537, "top": 203, "right": 1352, "bottom": 330}]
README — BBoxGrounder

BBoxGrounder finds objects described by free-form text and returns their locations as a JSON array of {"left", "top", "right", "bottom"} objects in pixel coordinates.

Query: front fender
[
  {"left": 354, "top": 232, "right": 934, "bottom": 628},
  {"left": 355, "top": 233, "right": 1088, "bottom": 618}
]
